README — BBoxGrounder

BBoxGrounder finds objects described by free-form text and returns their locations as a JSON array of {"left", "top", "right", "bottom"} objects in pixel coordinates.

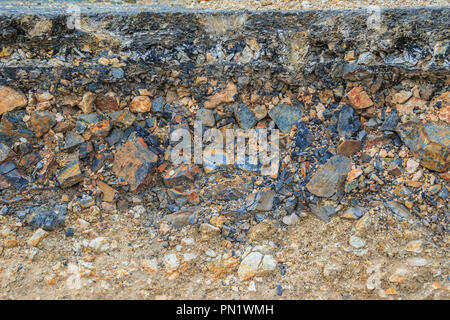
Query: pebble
[
  {"left": 282, "top": 213, "right": 299, "bottom": 225},
  {"left": 27, "top": 228, "right": 48, "bottom": 246},
  {"left": 89, "top": 237, "right": 109, "bottom": 252},
  {"left": 163, "top": 253, "right": 180, "bottom": 271},
  {"left": 349, "top": 235, "right": 366, "bottom": 249}
]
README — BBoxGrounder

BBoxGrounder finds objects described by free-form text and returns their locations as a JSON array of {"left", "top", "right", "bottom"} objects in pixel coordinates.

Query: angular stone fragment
[
  {"left": 196, "top": 108, "right": 215, "bottom": 127},
  {"left": 162, "top": 165, "right": 200, "bottom": 187},
  {"left": 237, "top": 251, "right": 277, "bottom": 281},
  {"left": 29, "top": 111, "right": 56, "bottom": 138},
  {"left": 204, "top": 82, "right": 237, "bottom": 109},
  {"left": 94, "top": 92, "right": 119, "bottom": 112},
  {"left": 347, "top": 86, "right": 373, "bottom": 109},
  {"left": 26, "top": 204, "right": 67, "bottom": 231},
  {"left": 78, "top": 92, "right": 96, "bottom": 114},
  {"left": 337, "top": 139, "right": 361, "bottom": 156},
  {"left": 63, "top": 131, "right": 84, "bottom": 150},
  {"left": 88, "top": 120, "right": 112, "bottom": 138},
  {"left": 0, "top": 161, "right": 29, "bottom": 189},
  {"left": 253, "top": 105, "right": 267, "bottom": 120},
  {"left": 295, "top": 120, "right": 313, "bottom": 150},
  {"left": 238, "top": 252, "right": 262, "bottom": 280},
  {"left": 130, "top": 96, "right": 151, "bottom": 113},
  {"left": 110, "top": 110, "right": 136, "bottom": 129},
  {"left": 0, "top": 86, "right": 27, "bottom": 115},
  {"left": 385, "top": 201, "right": 412, "bottom": 220},
  {"left": 0, "top": 111, "right": 35, "bottom": 145},
  {"left": 96, "top": 180, "right": 118, "bottom": 202},
  {"left": 57, "top": 155, "right": 83, "bottom": 188},
  {"left": 0, "top": 143, "right": 14, "bottom": 164},
  {"left": 246, "top": 189, "right": 275, "bottom": 212},
  {"left": 341, "top": 206, "right": 366, "bottom": 220},
  {"left": 268, "top": 104, "right": 303, "bottom": 133},
  {"left": 234, "top": 103, "right": 257, "bottom": 130},
  {"left": 27, "top": 228, "right": 48, "bottom": 246},
  {"left": 380, "top": 108, "right": 398, "bottom": 131},
  {"left": 306, "top": 155, "right": 352, "bottom": 199},
  {"left": 308, "top": 203, "right": 331, "bottom": 223},
  {"left": 113, "top": 138, "right": 158, "bottom": 191},
  {"left": 396, "top": 121, "right": 449, "bottom": 172},
  {"left": 336, "top": 105, "right": 361, "bottom": 138}
]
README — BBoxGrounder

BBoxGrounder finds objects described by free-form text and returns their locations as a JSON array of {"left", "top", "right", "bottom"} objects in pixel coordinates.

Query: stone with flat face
[
  {"left": 347, "top": 86, "right": 373, "bottom": 109},
  {"left": 0, "top": 86, "right": 27, "bottom": 115},
  {"left": 113, "top": 137, "right": 158, "bottom": 191},
  {"left": 268, "top": 104, "right": 303, "bottom": 134},
  {"left": 396, "top": 121, "right": 449, "bottom": 172},
  {"left": 306, "top": 155, "right": 352, "bottom": 199},
  {"left": 57, "top": 155, "right": 83, "bottom": 188}
]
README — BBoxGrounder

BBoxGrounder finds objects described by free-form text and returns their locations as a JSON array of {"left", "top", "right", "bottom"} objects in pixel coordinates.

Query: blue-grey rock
[
  {"left": 268, "top": 104, "right": 303, "bottom": 134},
  {"left": 151, "top": 96, "right": 166, "bottom": 113},
  {"left": 380, "top": 108, "right": 398, "bottom": 131},
  {"left": 234, "top": 103, "right": 257, "bottom": 130},
  {"left": 295, "top": 120, "right": 313, "bottom": 150},
  {"left": 337, "top": 105, "right": 361, "bottom": 138}
]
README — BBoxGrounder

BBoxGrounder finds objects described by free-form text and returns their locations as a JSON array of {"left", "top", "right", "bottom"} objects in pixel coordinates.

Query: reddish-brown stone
[
  {"left": 112, "top": 138, "right": 158, "bottom": 191},
  {"left": 337, "top": 140, "right": 362, "bottom": 156}
]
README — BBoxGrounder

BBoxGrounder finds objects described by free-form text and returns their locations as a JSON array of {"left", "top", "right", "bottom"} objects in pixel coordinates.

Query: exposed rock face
[
  {"left": 113, "top": 138, "right": 159, "bottom": 191},
  {"left": 0, "top": 86, "right": 27, "bottom": 115},
  {"left": 396, "top": 121, "right": 449, "bottom": 172},
  {"left": 306, "top": 155, "right": 352, "bottom": 199}
]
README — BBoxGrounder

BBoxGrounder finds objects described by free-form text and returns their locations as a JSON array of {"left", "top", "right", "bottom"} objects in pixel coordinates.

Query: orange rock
[
  {"left": 78, "top": 92, "right": 96, "bottom": 114},
  {"left": 385, "top": 287, "right": 397, "bottom": 295},
  {"left": 0, "top": 86, "right": 27, "bottom": 115},
  {"left": 204, "top": 82, "right": 237, "bottom": 109},
  {"left": 347, "top": 167, "right": 363, "bottom": 182},
  {"left": 347, "top": 87, "right": 373, "bottom": 109},
  {"left": 4, "top": 236, "right": 19, "bottom": 248},
  {"left": 337, "top": 139, "right": 362, "bottom": 156},
  {"left": 88, "top": 120, "right": 112, "bottom": 138},
  {"left": 130, "top": 96, "right": 151, "bottom": 113},
  {"left": 396, "top": 97, "right": 427, "bottom": 116},
  {"left": 210, "top": 216, "right": 226, "bottom": 228},
  {"left": 27, "top": 228, "right": 48, "bottom": 246},
  {"left": 439, "top": 105, "right": 450, "bottom": 124},
  {"left": 112, "top": 138, "right": 158, "bottom": 191},
  {"left": 96, "top": 180, "right": 118, "bottom": 202}
]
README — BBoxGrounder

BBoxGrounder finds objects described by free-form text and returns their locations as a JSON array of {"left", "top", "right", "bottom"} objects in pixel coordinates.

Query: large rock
[
  {"left": 0, "top": 86, "right": 27, "bottom": 115},
  {"left": 234, "top": 103, "right": 257, "bottom": 130},
  {"left": 268, "top": 104, "right": 303, "bottom": 133},
  {"left": 396, "top": 121, "right": 449, "bottom": 172},
  {"left": 306, "top": 155, "right": 352, "bottom": 199},
  {"left": 29, "top": 111, "right": 56, "bottom": 138},
  {"left": 113, "top": 137, "right": 158, "bottom": 191},
  {"left": 57, "top": 155, "right": 83, "bottom": 188},
  {"left": 347, "top": 86, "right": 373, "bottom": 109},
  {"left": 130, "top": 96, "right": 151, "bottom": 113}
]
